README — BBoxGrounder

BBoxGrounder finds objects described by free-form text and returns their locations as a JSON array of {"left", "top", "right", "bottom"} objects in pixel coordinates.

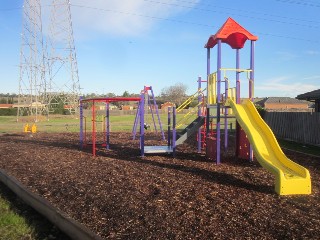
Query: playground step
[{"left": 176, "top": 116, "right": 205, "bottom": 146}]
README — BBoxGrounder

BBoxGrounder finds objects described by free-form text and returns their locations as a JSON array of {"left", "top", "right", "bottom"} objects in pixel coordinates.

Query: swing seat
[{"left": 143, "top": 146, "right": 173, "bottom": 154}]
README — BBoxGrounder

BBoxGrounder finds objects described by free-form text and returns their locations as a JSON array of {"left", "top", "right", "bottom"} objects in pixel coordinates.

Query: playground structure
[
  {"left": 79, "top": 87, "right": 174, "bottom": 157},
  {"left": 200, "top": 17, "right": 311, "bottom": 195},
  {"left": 80, "top": 96, "right": 141, "bottom": 156},
  {"left": 132, "top": 86, "right": 165, "bottom": 141},
  {"left": 79, "top": 17, "right": 311, "bottom": 195}
]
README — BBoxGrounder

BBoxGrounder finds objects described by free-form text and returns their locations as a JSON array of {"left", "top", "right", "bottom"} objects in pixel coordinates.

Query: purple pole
[
  {"left": 224, "top": 77, "right": 228, "bottom": 151},
  {"left": 140, "top": 92, "right": 145, "bottom": 157},
  {"left": 216, "top": 39, "right": 222, "bottom": 164},
  {"left": 206, "top": 47, "right": 211, "bottom": 159},
  {"left": 150, "top": 86, "right": 165, "bottom": 140},
  {"left": 132, "top": 102, "right": 140, "bottom": 140},
  {"left": 92, "top": 100, "right": 96, "bottom": 157},
  {"left": 197, "top": 76, "right": 202, "bottom": 153},
  {"left": 146, "top": 90, "right": 158, "bottom": 133},
  {"left": 206, "top": 47, "right": 210, "bottom": 139},
  {"left": 172, "top": 106, "right": 176, "bottom": 157},
  {"left": 235, "top": 49, "right": 241, "bottom": 160},
  {"left": 167, "top": 107, "right": 171, "bottom": 148},
  {"left": 79, "top": 96, "right": 83, "bottom": 148},
  {"left": 249, "top": 40, "right": 255, "bottom": 161},
  {"left": 106, "top": 102, "right": 110, "bottom": 150},
  {"left": 236, "top": 49, "right": 240, "bottom": 104},
  {"left": 250, "top": 41, "right": 255, "bottom": 101}
]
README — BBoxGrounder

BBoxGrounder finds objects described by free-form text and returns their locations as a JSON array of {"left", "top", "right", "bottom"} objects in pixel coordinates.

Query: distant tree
[
  {"left": 160, "top": 83, "right": 188, "bottom": 107},
  {"left": 105, "top": 92, "right": 116, "bottom": 98},
  {"left": 122, "top": 91, "right": 130, "bottom": 97},
  {"left": 255, "top": 104, "right": 266, "bottom": 118}
]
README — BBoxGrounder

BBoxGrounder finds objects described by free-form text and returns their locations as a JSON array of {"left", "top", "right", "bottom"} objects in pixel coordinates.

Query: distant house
[
  {"left": 255, "top": 97, "right": 310, "bottom": 112},
  {"left": 161, "top": 102, "right": 176, "bottom": 112},
  {"left": 121, "top": 105, "right": 133, "bottom": 110},
  {"left": 0, "top": 104, "right": 13, "bottom": 109},
  {"left": 64, "top": 105, "right": 74, "bottom": 110},
  {"left": 296, "top": 89, "right": 320, "bottom": 112}
]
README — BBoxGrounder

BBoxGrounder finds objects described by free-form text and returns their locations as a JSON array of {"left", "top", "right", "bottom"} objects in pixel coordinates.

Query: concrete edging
[{"left": 0, "top": 169, "right": 103, "bottom": 240}]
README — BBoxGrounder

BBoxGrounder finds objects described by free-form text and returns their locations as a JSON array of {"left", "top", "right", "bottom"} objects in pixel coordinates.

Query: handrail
[{"left": 177, "top": 88, "right": 206, "bottom": 112}]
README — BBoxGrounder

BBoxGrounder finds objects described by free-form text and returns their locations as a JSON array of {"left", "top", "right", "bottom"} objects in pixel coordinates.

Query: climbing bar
[{"left": 177, "top": 88, "right": 206, "bottom": 112}]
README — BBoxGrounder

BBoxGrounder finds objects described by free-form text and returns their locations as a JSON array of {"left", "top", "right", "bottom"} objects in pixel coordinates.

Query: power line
[
  {"left": 141, "top": 0, "right": 320, "bottom": 28},
  {"left": 70, "top": 3, "right": 319, "bottom": 43},
  {"left": 70, "top": 3, "right": 216, "bottom": 28},
  {"left": 275, "top": 0, "right": 320, "bottom": 7},
  {"left": 2, "top": 2, "right": 318, "bottom": 43}
]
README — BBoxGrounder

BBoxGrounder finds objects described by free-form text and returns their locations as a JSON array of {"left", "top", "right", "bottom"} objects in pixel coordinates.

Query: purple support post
[
  {"left": 250, "top": 40, "right": 255, "bottom": 101},
  {"left": 92, "top": 100, "right": 96, "bottom": 157},
  {"left": 79, "top": 96, "right": 83, "bottom": 149},
  {"left": 197, "top": 76, "right": 202, "bottom": 153},
  {"left": 132, "top": 102, "right": 140, "bottom": 140},
  {"left": 235, "top": 48, "right": 241, "bottom": 160},
  {"left": 106, "top": 102, "right": 110, "bottom": 150},
  {"left": 167, "top": 107, "right": 171, "bottom": 148},
  {"left": 224, "top": 78, "right": 228, "bottom": 151},
  {"left": 216, "top": 40, "right": 222, "bottom": 164},
  {"left": 236, "top": 49, "right": 240, "bottom": 104},
  {"left": 147, "top": 91, "right": 157, "bottom": 132},
  {"left": 140, "top": 93, "right": 145, "bottom": 157},
  {"left": 150, "top": 86, "right": 165, "bottom": 140},
  {"left": 206, "top": 47, "right": 210, "bottom": 139},
  {"left": 172, "top": 106, "right": 176, "bottom": 157},
  {"left": 249, "top": 40, "right": 255, "bottom": 161}
]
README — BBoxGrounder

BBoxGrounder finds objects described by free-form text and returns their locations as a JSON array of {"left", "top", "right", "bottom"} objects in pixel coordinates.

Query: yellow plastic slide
[{"left": 227, "top": 99, "right": 311, "bottom": 195}]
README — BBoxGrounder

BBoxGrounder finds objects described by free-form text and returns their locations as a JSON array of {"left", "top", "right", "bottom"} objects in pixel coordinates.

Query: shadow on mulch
[
  {"left": 97, "top": 144, "right": 274, "bottom": 195},
  {"left": 0, "top": 182, "right": 71, "bottom": 240},
  {"left": 3, "top": 132, "right": 273, "bottom": 195}
]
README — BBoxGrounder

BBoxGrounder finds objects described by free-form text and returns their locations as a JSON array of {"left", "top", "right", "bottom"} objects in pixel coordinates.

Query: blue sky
[{"left": 0, "top": 0, "right": 319, "bottom": 98}]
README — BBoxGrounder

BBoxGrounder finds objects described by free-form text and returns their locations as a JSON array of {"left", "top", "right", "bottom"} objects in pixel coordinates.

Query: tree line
[{"left": 0, "top": 83, "right": 199, "bottom": 115}]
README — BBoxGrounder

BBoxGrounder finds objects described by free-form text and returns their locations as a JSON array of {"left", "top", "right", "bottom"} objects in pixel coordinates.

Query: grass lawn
[
  {"left": 0, "top": 182, "right": 69, "bottom": 240},
  {"left": 278, "top": 139, "right": 320, "bottom": 156}
]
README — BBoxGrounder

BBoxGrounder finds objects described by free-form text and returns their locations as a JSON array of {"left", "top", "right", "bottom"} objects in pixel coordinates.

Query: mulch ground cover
[{"left": 0, "top": 132, "right": 319, "bottom": 239}]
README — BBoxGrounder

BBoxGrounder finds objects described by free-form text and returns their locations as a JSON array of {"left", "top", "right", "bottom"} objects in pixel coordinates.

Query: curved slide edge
[{"left": 227, "top": 99, "right": 311, "bottom": 195}]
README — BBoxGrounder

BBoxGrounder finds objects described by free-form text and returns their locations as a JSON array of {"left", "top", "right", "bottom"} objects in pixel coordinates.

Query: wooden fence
[{"left": 264, "top": 112, "right": 320, "bottom": 145}]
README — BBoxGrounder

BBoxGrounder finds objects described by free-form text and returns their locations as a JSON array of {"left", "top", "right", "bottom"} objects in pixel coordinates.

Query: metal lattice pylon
[
  {"left": 18, "top": 0, "right": 48, "bottom": 121},
  {"left": 18, "top": 0, "right": 80, "bottom": 121},
  {"left": 46, "top": 0, "right": 80, "bottom": 114}
]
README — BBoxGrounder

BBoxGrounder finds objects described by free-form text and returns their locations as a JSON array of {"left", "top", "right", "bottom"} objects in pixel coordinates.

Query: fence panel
[{"left": 264, "top": 112, "right": 320, "bottom": 145}]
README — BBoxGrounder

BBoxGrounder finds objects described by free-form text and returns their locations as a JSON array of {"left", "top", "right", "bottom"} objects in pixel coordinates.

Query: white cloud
[
  {"left": 275, "top": 51, "right": 297, "bottom": 61},
  {"left": 304, "top": 50, "right": 320, "bottom": 55},
  {"left": 255, "top": 76, "right": 318, "bottom": 97},
  {"left": 66, "top": 0, "right": 200, "bottom": 38},
  {"left": 302, "top": 75, "right": 320, "bottom": 81}
]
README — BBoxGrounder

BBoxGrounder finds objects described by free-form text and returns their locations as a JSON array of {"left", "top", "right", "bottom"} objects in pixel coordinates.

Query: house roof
[
  {"left": 205, "top": 17, "right": 258, "bottom": 49},
  {"left": 253, "top": 97, "right": 267, "bottom": 106},
  {"left": 0, "top": 104, "right": 13, "bottom": 108},
  {"left": 264, "top": 97, "right": 308, "bottom": 104},
  {"left": 296, "top": 89, "right": 320, "bottom": 101}
]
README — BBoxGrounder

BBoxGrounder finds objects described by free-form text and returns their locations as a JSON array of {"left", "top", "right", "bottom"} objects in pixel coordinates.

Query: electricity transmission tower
[
  {"left": 46, "top": 0, "right": 81, "bottom": 114},
  {"left": 18, "top": 0, "right": 81, "bottom": 121},
  {"left": 18, "top": 0, "right": 47, "bottom": 121}
]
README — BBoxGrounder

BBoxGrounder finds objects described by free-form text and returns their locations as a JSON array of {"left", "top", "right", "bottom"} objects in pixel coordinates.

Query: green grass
[
  {"left": 0, "top": 197, "right": 31, "bottom": 240},
  {"left": 0, "top": 110, "right": 238, "bottom": 134},
  {"left": 278, "top": 139, "right": 320, "bottom": 156},
  {"left": 0, "top": 183, "right": 70, "bottom": 240}
]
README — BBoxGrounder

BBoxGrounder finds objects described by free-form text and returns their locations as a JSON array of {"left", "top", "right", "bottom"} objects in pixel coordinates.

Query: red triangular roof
[{"left": 205, "top": 17, "right": 258, "bottom": 49}]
